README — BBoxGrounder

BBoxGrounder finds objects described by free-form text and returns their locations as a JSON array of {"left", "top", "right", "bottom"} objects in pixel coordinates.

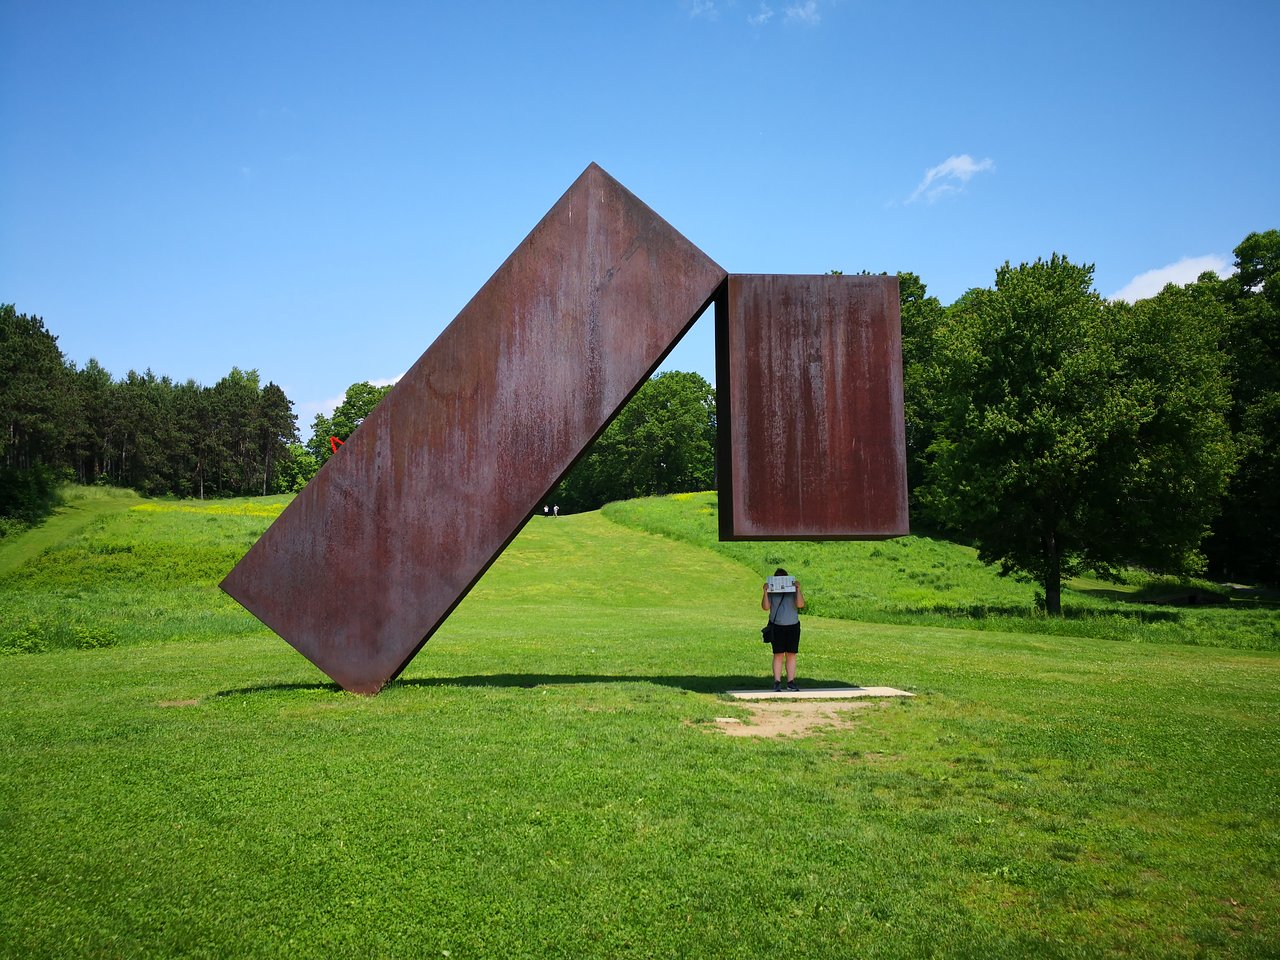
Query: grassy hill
[
  {"left": 0, "top": 491, "right": 1277, "bottom": 957},
  {"left": 606, "top": 492, "right": 1279, "bottom": 651}
]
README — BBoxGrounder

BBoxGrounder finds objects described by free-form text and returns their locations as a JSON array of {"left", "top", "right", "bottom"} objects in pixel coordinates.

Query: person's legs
[
  {"left": 772, "top": 652, "right": 785, "bottom": 682},
  {"left": 785, "top": 652, "right": 797, "bottom": 682}
]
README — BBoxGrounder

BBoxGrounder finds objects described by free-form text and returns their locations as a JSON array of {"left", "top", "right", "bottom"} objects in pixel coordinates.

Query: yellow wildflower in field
[{"left": 130, "top": 498, "right": 290, "bottom": 519}]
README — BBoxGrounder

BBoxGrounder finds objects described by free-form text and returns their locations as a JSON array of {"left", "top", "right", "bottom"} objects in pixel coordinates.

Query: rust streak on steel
[
  {"left": 717, "top": 274, "right": 908, "bottom": 539},
  {"left": 220, "top": 163, "right": 727, "bottom": 693}
]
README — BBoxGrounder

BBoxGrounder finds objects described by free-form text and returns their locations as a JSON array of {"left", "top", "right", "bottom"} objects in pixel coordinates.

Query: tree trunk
[{"left": 1043, "top": 528, "right": 1063, "bottom": 616}]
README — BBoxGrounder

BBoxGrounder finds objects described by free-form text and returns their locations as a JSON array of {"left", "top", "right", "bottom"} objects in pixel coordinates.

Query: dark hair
[{"left": 773, "top": 567, "right": 788, "bottom": 577}]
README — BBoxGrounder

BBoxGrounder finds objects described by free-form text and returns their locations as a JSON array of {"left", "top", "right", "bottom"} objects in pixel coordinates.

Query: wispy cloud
[
  {"left": 784, "top": 1, "right": 821, "bottom": 25},
  {"left": 907, "top": 154, "right": 995, "bottom": 204},
  {"left": 1108, "top": 255, "right": 1232, "bottom": 303},
  {"left": 694, "top": 0, "right": 821, "bottom": 28}
]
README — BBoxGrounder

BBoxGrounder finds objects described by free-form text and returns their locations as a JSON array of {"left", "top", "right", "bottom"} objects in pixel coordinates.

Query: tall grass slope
[{"left": 604, "top": 492, "right": 1280, "bottom": 651}]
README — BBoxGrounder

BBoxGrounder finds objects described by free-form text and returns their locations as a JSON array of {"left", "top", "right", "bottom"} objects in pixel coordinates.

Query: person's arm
[
  {"left": 761, "top": 584, "right": 770, "bottom": 612},
  {"left": 793, "top": 581, "right": 805, "bottom": 610}
]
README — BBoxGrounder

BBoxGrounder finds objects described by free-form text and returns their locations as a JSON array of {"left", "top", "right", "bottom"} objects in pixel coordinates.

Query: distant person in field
[
  {"left": 763, "top": 567, "right": 805, "bottom": 692},
  {"left": 553, "top": 504, "right": 560, "bottom": 517},
  {"left": 543, "top": 505, "right": 549, "bottom": 518}
]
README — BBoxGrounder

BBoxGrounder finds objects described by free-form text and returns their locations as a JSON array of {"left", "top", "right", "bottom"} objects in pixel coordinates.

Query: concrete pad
[{"left": 726, "top": 686, "right": 913, "bottom": 701}]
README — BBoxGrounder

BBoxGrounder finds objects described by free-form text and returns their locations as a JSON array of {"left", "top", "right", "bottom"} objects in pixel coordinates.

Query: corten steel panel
[
  {"left": 221, "top": 163, "right": 726, "bottom": 693},
  {"left": 717, "top": 274, "right": 908, "bottom": 540}
]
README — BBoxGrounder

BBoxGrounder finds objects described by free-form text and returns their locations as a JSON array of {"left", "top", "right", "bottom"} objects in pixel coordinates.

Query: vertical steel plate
[
  {"left": 221, "top": 164, "right": 726, "bottom": 692},
  {"left": 717, "top": 274, "right": 908, "bottom": 539}
]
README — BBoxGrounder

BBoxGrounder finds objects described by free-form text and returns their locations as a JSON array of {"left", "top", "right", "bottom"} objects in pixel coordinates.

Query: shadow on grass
[
  {"left": 216, "top": 674, "right": 867, "bottom": 699},
  {"left": 882, "top": 603, "right": 1186, "bottom": 624}
]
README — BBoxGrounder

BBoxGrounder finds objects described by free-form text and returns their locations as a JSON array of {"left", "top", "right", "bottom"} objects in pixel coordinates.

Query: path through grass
[{"left": 0, "top": 485, "right": 140, "bottom": 577}]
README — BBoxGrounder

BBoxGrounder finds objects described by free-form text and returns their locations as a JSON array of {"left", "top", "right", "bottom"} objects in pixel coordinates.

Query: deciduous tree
[
  {"left": 921, "top": 255, "right": 1233, "bottom": 613},
  {"left": 306, "top": 382, "right": 393, "bottom": 467},
  {"left": 553, "top": 371, "right": 716, "bottom": 513},
  {"left": 1203, "top": 229, "right": 1280, "bottom": 582}
]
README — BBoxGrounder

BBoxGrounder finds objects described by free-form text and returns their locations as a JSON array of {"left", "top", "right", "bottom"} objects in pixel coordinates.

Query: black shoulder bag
[{"left": 762, "top": 594, "right": 778, "bottom": 644}]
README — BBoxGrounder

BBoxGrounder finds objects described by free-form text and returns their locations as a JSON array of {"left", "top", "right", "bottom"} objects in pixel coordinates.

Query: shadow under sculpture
[{"left": 220, "top": 163, "right": 907, "bottom": 694}]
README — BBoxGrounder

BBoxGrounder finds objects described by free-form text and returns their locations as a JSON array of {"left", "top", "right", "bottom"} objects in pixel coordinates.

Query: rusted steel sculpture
[
  {"left": 221, "top": 163, "right": 907, "bottom": 693},
  {"left": 716, "top": 274, "right": 908, "bottom": 539}
]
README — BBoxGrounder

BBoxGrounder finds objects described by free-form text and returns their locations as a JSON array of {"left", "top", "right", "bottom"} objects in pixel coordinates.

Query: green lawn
[{"left": 0, "top": 493, "right": 1277, "bottom": 958}]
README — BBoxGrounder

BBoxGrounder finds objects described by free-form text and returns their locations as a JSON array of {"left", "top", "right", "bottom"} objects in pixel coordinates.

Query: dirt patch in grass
[{"left": 712, "top": 699, "right": 868, "bottom": 738}]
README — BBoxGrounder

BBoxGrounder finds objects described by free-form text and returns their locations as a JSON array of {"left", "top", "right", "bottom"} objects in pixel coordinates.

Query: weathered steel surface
[
  {"left": 221, "top": 164, "right": 726, "bottom": 692},
  {"left": 717, "top": 274, "right": 908, "bottom": 539}
]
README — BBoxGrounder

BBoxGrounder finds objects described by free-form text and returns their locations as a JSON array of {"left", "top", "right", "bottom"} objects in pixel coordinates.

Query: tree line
[
  {"left": 0, "top": 303, "right": 299, "bottom": 526},
  {"left": 3, "top": 228, "right": 1275, "bottom": 604}
]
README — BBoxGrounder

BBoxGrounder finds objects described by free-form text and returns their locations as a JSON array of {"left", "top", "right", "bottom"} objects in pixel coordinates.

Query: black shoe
[
  {"left": 773, "top": 681, "right": 782, "bottom": 692},
  {"left": 786, "top": 682, "right": 799, "bottom": 692}
]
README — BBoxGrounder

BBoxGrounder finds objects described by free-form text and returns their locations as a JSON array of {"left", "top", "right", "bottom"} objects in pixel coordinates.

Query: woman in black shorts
[{"left": 762, "top": 567, "right": 805, "bottom": 692}]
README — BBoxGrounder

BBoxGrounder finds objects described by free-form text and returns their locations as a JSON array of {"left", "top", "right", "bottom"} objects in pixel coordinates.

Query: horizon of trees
[
  {"left": 2, "top": 227, "right": 1275, "bottom": 598},
  {"left": 0, "top": 304, "right": 298, "bottom": 527}
]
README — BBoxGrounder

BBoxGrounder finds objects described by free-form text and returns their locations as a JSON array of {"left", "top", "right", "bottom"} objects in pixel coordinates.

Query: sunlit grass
[
  {"left": 603, "top": 492, "right": 1280, "bottom": 651},
  {"left": 0, "top": 494, "right": 1277, "bottom": 957}
]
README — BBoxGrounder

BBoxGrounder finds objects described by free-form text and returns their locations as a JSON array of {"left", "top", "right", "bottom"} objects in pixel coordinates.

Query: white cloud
[
  {"left": 907, "top": 154, "right": 995, "bottom": 204},
  {"left": 748, "top": 3, "right": 774, "bottom": 26},
  {"left": 784, "top": 1, "right": 820, "bottom": 24},
  {"left": 688, "top": 0, "right": 718, "bottom": 18},
  {"left": 1108, "top": 255, "right": 1233, "bottom": 303}
]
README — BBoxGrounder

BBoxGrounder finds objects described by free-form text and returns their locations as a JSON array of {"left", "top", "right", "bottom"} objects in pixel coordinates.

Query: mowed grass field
[{"left": 1, "top": 490, "right": 1277, "bottom": 958}]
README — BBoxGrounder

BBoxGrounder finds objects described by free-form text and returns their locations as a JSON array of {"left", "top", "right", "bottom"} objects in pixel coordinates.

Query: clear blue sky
[{"left": 3, "top": 1, "right": 1277, "bottom": 429}]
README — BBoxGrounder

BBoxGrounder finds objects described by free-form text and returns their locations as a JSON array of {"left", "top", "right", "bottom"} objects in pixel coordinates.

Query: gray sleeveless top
[{"left": 768, "top": 592, "right": 800, "bottom": 626}]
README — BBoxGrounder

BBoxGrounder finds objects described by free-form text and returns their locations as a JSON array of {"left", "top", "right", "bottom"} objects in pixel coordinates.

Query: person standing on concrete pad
[{"left": 763, "top": 568, "right": 804, "bottom": 691}]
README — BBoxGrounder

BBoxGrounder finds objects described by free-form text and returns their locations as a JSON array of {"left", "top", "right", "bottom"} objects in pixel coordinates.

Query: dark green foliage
[
  {"left": 0, "top": 304, "right": 300, "bottom": 510},
  {"left": 897, "top": 271, "right": 948, "bottom": 528},
  {"left": 305, "top": 381, "right": 392, "bottom": 467},
  {"left": 275, "top": 443, "right": 320, "bottom": 493},
  {"left": 551, "top": 371, "right": 716, "bottom": 513},
  {"left": 0, "top": 306, "right": 77, "bottom": 528},
  {"left": 0, "top": 464, "right": 63, "bottom": 528},
  {"left": 1203, "top": 230, "right": 1280, "bottom": 583},
  {"left": 0, "top": 305, "right": 77, "bottom": 473},
  {"left": 918, "top": 256, "right": 1233, "bottom": 614}
]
